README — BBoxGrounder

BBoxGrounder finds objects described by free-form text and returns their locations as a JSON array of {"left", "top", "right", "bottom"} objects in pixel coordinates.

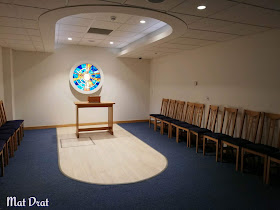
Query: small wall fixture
[
  {"left": 197, "top": 5, "right": 206, "bottom": 10},
  {"left": 68, "top": 37, "right": 72, "bottom": 40},
  {"left": 110, "top": 41, "right": 114, "bottom": 44},
  {"left": 140, "top": 20, "right": 146, "bottom": 24}
]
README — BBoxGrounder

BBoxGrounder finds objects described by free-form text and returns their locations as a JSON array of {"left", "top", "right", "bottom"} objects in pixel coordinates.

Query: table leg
[
  {"left": 76, "top": 105, "right": 79, "bottom": 138},
  {"left": 108, "top": 105, "right": 113, "bottom": 135}
]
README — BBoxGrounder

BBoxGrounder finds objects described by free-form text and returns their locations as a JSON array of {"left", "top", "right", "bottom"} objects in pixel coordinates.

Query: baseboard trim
[{"left": 24, "top": 120, "right": 149, "bottom": 130}]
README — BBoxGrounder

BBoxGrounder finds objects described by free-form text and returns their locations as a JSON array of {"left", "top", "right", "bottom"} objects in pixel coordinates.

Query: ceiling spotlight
[
  {"left": 140, "top": 20, "right": 146, "bottom": 24},
  {"left": 110, "top": 41, "right": 114, "bottom": 44},
  {"left": 68, "top": 37, "right": 72, "bottom": 40},
  {"left": 197, "top": 5, "right": 206, "bottom": 10}
]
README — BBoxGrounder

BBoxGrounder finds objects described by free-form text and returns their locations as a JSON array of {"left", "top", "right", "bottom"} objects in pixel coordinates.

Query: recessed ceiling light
[
  {"left": 140, "top": 20, "right": 146, "bottom": 24},
  {"left": 110, "top": 41, "right": 114, "bottom": 45},
  {"left": 197, "top": 5, "right": 206, "bottom": 10},
  {"left": 68, "top": 37, "right": 72, "bottom": 40}
]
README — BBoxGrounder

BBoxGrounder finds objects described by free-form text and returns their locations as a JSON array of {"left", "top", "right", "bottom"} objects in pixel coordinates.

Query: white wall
[
  {"left": 13, "top": 45, "right": 150, "bottom": 127},
  {"left": 0, "top": 47, "right": 4, "bottom": 102},
  {"left": 150, "top": 29, "right": 280, "bottom": 135}
]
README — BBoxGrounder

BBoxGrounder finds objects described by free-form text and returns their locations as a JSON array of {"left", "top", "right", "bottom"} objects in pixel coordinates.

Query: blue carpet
[{"left": 0, "top": 122, "right": 279, "bottom": 209}]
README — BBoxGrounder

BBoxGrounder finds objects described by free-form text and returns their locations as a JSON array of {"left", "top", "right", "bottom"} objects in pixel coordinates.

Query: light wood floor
[{"left": 56, "top": 124, "right": 168, "bottom": 185}]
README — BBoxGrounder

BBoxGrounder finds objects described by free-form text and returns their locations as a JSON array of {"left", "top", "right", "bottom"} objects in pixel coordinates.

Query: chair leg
[
  {"left": 4, "top": 145, "right": 8, "bottom": 166},
  {"left": 203, "top": 136, "right": 206, "bottom": 156},
  {"left": 154, "top": 119, "right": 157, "bottom": 131},
  {"left": 160, "top": 122, "right": 164, "bottom": 135},
  {"left": 266, "top": 157, "right": 271, "bottom": 184},
  {"left": 263, "top": 155, "right": 267, "bottom": 183},
  {"left": 170, "top": 125, "right": 173, "bottom": 139},
  {"left": 216, "top": 141, "right": 219, "bottom": 162},
  {"left": 220, "top": 141, "right": 223, "bottom": 163},
  {"left": 176, "top": 127, "right": 179, "bottom": 143},
  {"left": 236, "top": 147, "right": 239, "bottom": 171},
  {"left": 17, "top": 129, "right": 21, "bottom": 145},
  {"left": 0, "top": 152, "right": 4, "bottom": 177},
  {"left": 196, "top": 134, "right": 199, "bottom": 153},
  {"left": 241, "top": 148, "right": 244, "bottom": 173}
]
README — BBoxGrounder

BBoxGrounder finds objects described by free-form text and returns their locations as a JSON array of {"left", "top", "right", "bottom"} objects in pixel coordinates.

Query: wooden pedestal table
[{"left": 74, "top": 102, "right": 115, "bottom": 138}]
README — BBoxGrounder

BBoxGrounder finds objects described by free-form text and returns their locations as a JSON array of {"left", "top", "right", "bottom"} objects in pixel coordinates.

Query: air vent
[
  {"left": 147, "top": 0, "right": 166, "bottom": 3},
  {"left": 87, "top": 28, "right": 113, "bottom": 35}
]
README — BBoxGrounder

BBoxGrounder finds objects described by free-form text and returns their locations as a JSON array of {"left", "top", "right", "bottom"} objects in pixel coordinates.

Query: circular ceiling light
[
  {"left": 110, "top": 41, "right": 114, "bottom": 45},
  {"left": 68, "top": 37, "right": 72, "bottom": 40},
  {"left": 140, "top": 20, "right": 146, "bottom": 24},
  {"left": 197, "top": 5, "right": 206, "bottom": 10},
  {"left": 147, "top": 0, "right": 165, "bottom": 3}
]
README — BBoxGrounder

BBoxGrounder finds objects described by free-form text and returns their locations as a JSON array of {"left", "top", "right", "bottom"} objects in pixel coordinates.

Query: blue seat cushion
[
  {"left": 150, "top": 114, "right": 163, "bottom": 117},
  {"left": 189, "top": 127, "right": 212, "bottom": 134},
  {"left": 6, "top": 120, "right": 24, "bottom": 125},
  {"left": 204, "top": 132, "right": 232, "bottom": 140},
  {"left": 177, "top": 123, "right": 197, "bottom": 129},
  {"left": 0, "top": 133, "right": 13, "bottom": 141},
  {"left": 2, "top": 123, "right": 20, "bottom": 129},
  {"left": 222, "top": 137, "right": 253, "bottom": 146},
  {"left": 0, "top": 140, "right": 6, "bottom": 150},
  {"left": 0, "top": 126, "right": 16, "bottom": 132},
  {"left": 270, "top": 152, "right": 280, "bottom": 160},
  {"left": 243, "top": 144, "right": 279, "bottom": 155},
  {"left": 0, "top": 129, "right": 15, "bottom": 135}
]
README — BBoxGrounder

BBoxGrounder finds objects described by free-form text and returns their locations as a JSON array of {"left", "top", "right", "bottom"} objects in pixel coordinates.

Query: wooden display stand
[{"left": 74, "top": 100, "right": 115, "bottom": 138}]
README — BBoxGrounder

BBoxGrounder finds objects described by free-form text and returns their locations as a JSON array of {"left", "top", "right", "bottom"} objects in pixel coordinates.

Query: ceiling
[
  {"left": 0, "top": 0, "right": 279, "bottom": 59},
  {"left": 56, "top": 13, "right": 167, "bottom": 48}
]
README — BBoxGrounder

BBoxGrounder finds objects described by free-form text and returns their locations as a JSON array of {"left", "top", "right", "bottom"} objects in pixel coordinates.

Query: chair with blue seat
[
  {"left": 202, "top": 107, "right": 238, "bottom": 162},
  {"left": 155, "top": 99, "right": 177, "bottom": 135},
  {"left": 241, "top": 112, "right": 280, "bottom": 183},
  {"left": 0, "top": 100, "right": 24, "bottom": 147},
  {"left": 189, "top": 105, "right": 219, "bottom": 153},
  {"left": 149, "top": 98, "right": 169, "bottom": 131},
  {"left": 172, "top": 103, "right": 204, "bottom": 146},
  {"left": 0, "top": 133, "right": 15, "bottom": 158},
  {"left": 170, "top": 102, "right": 195, "bottom": 143},
  {"left": 220, "top": 109, "right": 261, "bottom": 171},
  {"left": 168, "top": 101, "right": 186, "bottom": 138}
]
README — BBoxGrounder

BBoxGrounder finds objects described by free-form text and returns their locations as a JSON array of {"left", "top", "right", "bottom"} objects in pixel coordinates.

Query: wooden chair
[
  {"left": 241, "top": 113, "right": 280, "bottom": 183},
  {"left": 155, "top": 99, "right": 177, "bottom": 135},
  {"left": 149, "top": 98, "right": 169, "bottom": 131},
  {"left": 166, "top": 101, "right": 185, "bottom": 138},
  {"left": 202, "top": 107, "right": 238, "bottom": 162},
  {"left": 0, "top": 100, "right": 24, "bottom": 147},
  {"left": 172, "top": 103, "right": 204, "bottom": 146},
  {"left": 170, "top": 102, "right": 195, "bottom": 143},
  {"left": 189, "top": 105, "right": 219, "bottom": 153},
  {"left": 220, "top": 110, "right": 261, "bottom": 171}
]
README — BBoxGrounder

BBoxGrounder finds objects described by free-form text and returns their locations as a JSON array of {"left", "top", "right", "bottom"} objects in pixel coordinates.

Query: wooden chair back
[
  {"left": 173, "top": 101, "right": 185, "bottom": 121},
  {"left": 0, "top": 100, "right": 7, "bottom": 126},
  {"left": 239, "top": 109, "right": 261, "bottom": 142},
  {"left": 219, "top": 107, "right": 238, "bottom": 136},
  {"left": 160, "top": 98, "right": 169, "bottom": 116},
  {"left": 192, "top": 103, "right": 205, "bottom": 127},
  {"left": 258, "top": 112, "right": 280, "bottom": 148},
  {"left": 205, "top": 105, "right": 219, "bottom": 132},
  {"left": 183, "top": 102, "right": 195, "bottom": 124},
  {"left": 166, "top": 99, "right": 177, "bottom": 118}
]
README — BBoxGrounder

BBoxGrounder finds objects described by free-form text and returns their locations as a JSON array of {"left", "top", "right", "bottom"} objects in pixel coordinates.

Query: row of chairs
[
  {"left": 0, "top": 100, "right": 24, "bottom": 176},
  {"left": 149, "top": 99, "right": 280, "bottom": 184}
]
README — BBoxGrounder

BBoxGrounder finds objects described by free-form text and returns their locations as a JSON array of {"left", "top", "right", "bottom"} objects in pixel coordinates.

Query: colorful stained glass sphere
[{"left": 69, "top": 62, "right": 104, "bottom": 94}]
